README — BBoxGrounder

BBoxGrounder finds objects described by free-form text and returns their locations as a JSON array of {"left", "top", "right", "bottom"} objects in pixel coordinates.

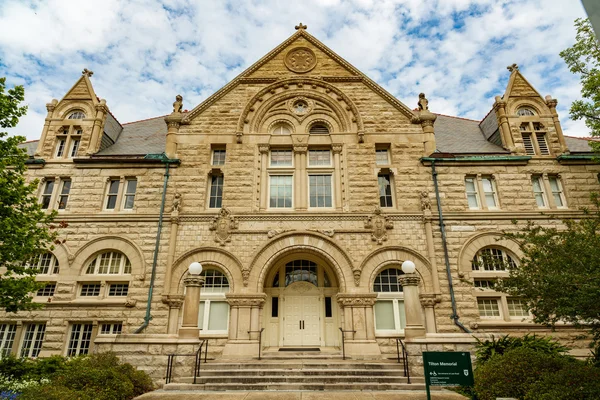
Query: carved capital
[
  {"left": 95, "top": 103, "right": 108, "bottom": 114},
  {"left": 293, "top": 145, "right": 308, "bottom": 154},
  {"left": 162, "top": 294, "right": 185, "bottom": 309},
  {"left": 493, "top": 99, "right": 507, "bottom": 112},
  {"left": 545, "top": 98, "right": 558, "bottom": 109},
  {"left": 258, "top": 144, "right": 270, "bottom": 154},
  {"left": 226, "top": 293, "right": 267, "bottom": 307},
  {"left": 183, "top": 275, "right": 205, "bottom": 288},
  {"left": 419, "top": 294, "right": 437, "bottom": 308},
  {"left": 164, "top": 114, "right": 183, "bottom": 129},
  {"left": 336, "top": 293, "right": 377, "bottom": 307},
  {"left": 332, "top": 144, "right": 343, "bottom": 154},
  {"left": 398, "top": 273, "right": 421, "bottom": 287},
  {"left": 46, "top": 99, "right": 58, "bottom": 113}
]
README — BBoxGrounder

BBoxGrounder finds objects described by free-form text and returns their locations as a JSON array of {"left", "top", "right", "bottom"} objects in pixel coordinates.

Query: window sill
[{"left": 37, "top": 299, "right": 131, "bottom": 307}]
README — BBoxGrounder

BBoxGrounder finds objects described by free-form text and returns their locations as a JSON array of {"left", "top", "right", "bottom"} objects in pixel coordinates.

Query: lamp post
[
  {"left": 179, "top": 262, "right": 205, "bottom": 338},
  {"left": 399, "top": 260, "right": 426, "bottom": 339}
]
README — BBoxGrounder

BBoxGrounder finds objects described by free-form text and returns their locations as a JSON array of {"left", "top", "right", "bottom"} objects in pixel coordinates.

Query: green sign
[{"left": 423, "top": 351, "right": 474, "bottom": 387}]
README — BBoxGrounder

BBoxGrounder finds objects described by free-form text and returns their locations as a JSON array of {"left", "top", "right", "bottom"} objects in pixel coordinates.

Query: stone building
[{"left": 6, "top": 26, "right": 599, "bottom": 379}]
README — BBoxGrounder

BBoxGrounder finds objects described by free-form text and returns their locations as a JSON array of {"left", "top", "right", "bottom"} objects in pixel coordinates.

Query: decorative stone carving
[
  {"left": 336, "top": 294, "right": 377, "bottom": 307},
  {"left": 288, "top": 97, "right": 313, "bottom": 117},
  {"left": 288, "top": 281, "right": 315, "bottom": 293},
  {"left": 420, "top": 190, "right": 431, "bottom": 211},
  {"left": 268, "top": 228, "right": 294, "bottom": 238},
  {"left": 241, "top": 268, "right": 250, "bottom": 287},
  {"left": 507, "top": 63, "right": 519, "bottom": 72},
  {"left": 82, "top": 68, "right": 94, "bottom": 77},
  {"left": 285, "top": 47, "right": 317, "bottom": 73},
  {"left": 364, "top": 207, "right": 393, "bottom": 244},
  {"left": 125, "top": 298, "right": 137, "bottom": 308},
  {"left": 183, "top": 275, "right": 205, "bottom": 287},
  {"left": 295, "top": 22, "right": 307, "bottom": 30},
  {"left": 210, "top": 207, "right": 238, "bottom": 246},
  {"left": 352, "top": 269, "right": 361, "bottom": 286},
  {"left": 162, "top": 295, "right": 185, "bottom": 309},
  {"left": 418, "top": 93, "right": 428, "bottom": 111},
  {"left": 226, "top": 294, "right": 266, "bottom": 307},
  {"left": 172, "top": 192, "right": 182, "bottom": 213},
  {"left": 419, "top": 294, "right": 437, "bottom": 308},
  {"left": 308, "top": 228, "right": 334, "bottom": 237},
  {"left": 173, "top": 95, "right": 183, "bottom": 113},
  {"left": 398, "top": 274, "right": 421, "bottom": 287}
]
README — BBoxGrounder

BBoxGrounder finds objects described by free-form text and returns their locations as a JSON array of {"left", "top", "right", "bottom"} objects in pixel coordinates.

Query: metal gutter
[
  {"left": 430, "top": 160, "right": 471, "bottom": 334},
  {"left": 422, "top": 155, "right": 531, "bottom": 164}
]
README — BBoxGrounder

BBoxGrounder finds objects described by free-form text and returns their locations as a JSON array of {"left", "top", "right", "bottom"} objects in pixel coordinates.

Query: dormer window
[
  {"left": 516, "top": 107, "right": 536, "bottom": 116},
  {"left": 67, "top": 111, "right": 86, "bottom": 119},
  {"left": 520, "top": 122, "right": 549, "bottom": 156}
]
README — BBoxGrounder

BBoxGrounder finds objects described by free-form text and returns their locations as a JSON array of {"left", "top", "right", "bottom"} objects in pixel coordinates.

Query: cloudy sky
[{"left": 0, "top": 0, "right": 590, "bottom": 141}]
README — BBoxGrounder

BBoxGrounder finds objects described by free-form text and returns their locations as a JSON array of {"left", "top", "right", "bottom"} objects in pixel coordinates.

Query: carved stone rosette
[
  {"left": 336, "top": 293, "right": 377, "bottom": 307},
  {"left": 225, "top": 293, "right": 267, "bottom": 307},
  {"left": 364, "top": 207, "right": 393, "bottom": 244},
  {"left": 209, "top": 207, "right": 239, "bottom": 246}
]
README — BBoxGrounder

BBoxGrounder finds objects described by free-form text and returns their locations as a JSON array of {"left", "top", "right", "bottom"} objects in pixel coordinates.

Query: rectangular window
[
  {"left": 122, "top": 179, "right": 137, "bottom": 209},
  {"left": 325, "top": 297, "right": 332, "bottom": 318},
  {"left": 269, "top": 175, "right": 293, "bottom": 208},
  {"left": 309, "top": 175, "right": 332, "bottom": 208},
  {"left": 37, "top": 283, "right": 56, "bottom": 297},
  {"left": 521, "top": 133, "right": 535, "bottom": 155},
  {"left": 105, "top": 179, "right": 120, "bottom": 210},
  {"left": 481, "top": 177, "right": 498, "bottom": 208},
  {"left": 108, "top": 283, "right": 129, "bottom": 297},
  {"left": 0, "top": 324, "right": 17, "bottom": 357},
  {"left": 69, "top": 139, "right": 80, "bottom": 158},
  {"left": 199, "top": 300, "right": 229, "bottom": 332},
  {"left": 477, "top": 298, "right": 501, "bottom": 318},
  {"left": 374, "top": 299, "right": 406, "bottom": 332},
  {"left": 100, "top": 323, "right": 123, "bottom": 335},
  {"left": 41, "top": 180, "right": 55, "bottom": 210},
  {"left": 378, "top": 174, "right": 393, "bottom": 207},
  {"left": 376, "top": 149, "right": 390, "bottom": 165},
  {"left": 536, "top": 133, "right": 549, "bottom": 155},
  {"left": 212, "top": 149, "right": 226, "bottom": 166},
  {"left": 80, "top": 284, "right": 101, "bottom": 297},
  {"left": 531, "top": 176, "right": 547, "bottom": 208},
  {"left": 36, "top": 253, "right": 58, "bottom": 274},
  {"left": 209, "top": 175, "right": 223, "bottom": 208},
  {"left": 20, "top": 323, "right": 46, "bottom": 358},
  {"left": 507, "top": 298, "right": 529, "bottom": 318},
  {"left": 473, "top": 279, "right": 495, "bottom": 290},
  {"left": 55, "top": 138, "right": 66, "bottom": 158},
  {"left": 270, "top": 150, "right": 293, "bottom": 167},
  {"left": 271, "top": 297, "right": 278, "bottom": 318},
  {"left": 548, "top": 176, "right": 565, "bottom": 207},
  {"left": 308, "top": 150, "right": 331, "bottom": 166},
  {"left": 58, "top": 179, "right": 71, "bottom": 210},
  {"left": 465, "top": 177, "right": 479, "bottom": 209},
  {"left": 67, "top": 323, "right": 93, "bottom": 356}
]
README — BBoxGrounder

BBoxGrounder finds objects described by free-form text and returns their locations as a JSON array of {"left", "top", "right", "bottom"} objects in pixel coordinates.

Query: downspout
[
  {"left": 134, "top": 160, "right": 171, "bottom": 333},
  {"left": 431, "top": 160, "right": 471, "bottom": 333}
]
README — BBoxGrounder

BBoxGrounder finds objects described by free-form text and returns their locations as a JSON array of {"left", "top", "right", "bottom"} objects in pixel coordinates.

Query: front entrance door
[{"left": 283, "top": 295, "right": 320, "bottom": 346}]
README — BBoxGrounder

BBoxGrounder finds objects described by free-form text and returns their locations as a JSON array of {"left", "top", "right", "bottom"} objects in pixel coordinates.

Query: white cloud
[{"left": 0, "top": 0, "right": 591, "bottom": 140}]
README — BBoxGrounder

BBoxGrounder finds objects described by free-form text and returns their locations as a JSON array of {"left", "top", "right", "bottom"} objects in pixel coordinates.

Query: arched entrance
[{"left": 263, "top": 258, "right": 340, "bottom": 348}]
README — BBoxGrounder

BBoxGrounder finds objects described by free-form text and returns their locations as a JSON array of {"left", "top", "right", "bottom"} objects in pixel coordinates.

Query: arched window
[
  {"left": 516, "top": 107, "right": 536, "bottom": 116},
  {"left": 31, "top": 253, "right": 60, "bottom": 275},
  {"left": 471, "top": 247, "right": 516, "bottom": 271},
  {"left": 309, "top": 123, "right": 329, "bottom": 135},
  {"left": 373, "top": 268, "right": 406, "bottom": 334},
  {"left": 198, "top": 268, "right": 229, "bottom": 333},
  {"left": 67, "top": 110, "right": 86, "bottom": 119},
  {"left": 271, "top": 123, "right": 292, "bottom": 135},
  {"left": 284, "top": 260, "right": 318, "bottom": 286},
  {"left": 85, "top": 251, "right": 131, "bottom": 275}
]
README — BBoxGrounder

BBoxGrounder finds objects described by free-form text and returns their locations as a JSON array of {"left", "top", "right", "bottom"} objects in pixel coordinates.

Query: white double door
[{"left": 283, "top": 294, "right": 321, "bottom": 346}]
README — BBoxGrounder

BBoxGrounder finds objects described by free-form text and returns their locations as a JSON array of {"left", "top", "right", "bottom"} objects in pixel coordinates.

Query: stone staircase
[{"left": 163, "top": 350, "right": 425, "bottom": 391}]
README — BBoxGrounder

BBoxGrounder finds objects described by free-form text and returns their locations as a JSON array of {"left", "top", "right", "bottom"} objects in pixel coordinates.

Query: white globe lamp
[
  {"left": 188, "top": 262, "right": 203, "bottom": 275},
  {"left": 401, "top": 260, "right": 416, "bottom": 274}
]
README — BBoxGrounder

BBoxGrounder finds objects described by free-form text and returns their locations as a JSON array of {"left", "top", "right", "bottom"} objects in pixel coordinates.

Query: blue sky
[{"left": 0, "top": 0, "right": 590, "bottom": 140}]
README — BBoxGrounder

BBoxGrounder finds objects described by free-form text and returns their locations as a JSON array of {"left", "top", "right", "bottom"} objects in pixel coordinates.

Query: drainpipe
[
  {"left": 431, "top": 160, "right": 471, "bottom": 333},
  {"left": 134, "top": 159, "right": 172, "bottom": 334}
]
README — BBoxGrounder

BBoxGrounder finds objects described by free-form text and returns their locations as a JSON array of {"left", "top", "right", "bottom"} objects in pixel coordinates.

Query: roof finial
[
  {"left": 295, "top": 22, "right": 307, "bottom": 30},
  {"left": 82, "top": 68, "right": 94, "bottom": 77},
  {"left": 507, "top": 63, "right": 519, "bottom": 72}
]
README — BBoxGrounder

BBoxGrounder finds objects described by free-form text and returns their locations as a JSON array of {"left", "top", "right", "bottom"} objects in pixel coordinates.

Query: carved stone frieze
[
  {"left": 268, "top": 228, "right": 295, "bottom": 238},
  {"left": 226, "top": 293, "right": 267, "bottom": 307},
  {"left": 336, "top": 293, "right": 377, "bottom": 307},
  {"left": 364, "top": 207, "right": 393, "bottom": 244},
  {"left": 308, "top": 228, "right": 334, "bottom": 237},
  {"left": 209, "top": 207, "right": 239, "bottom": 246}
]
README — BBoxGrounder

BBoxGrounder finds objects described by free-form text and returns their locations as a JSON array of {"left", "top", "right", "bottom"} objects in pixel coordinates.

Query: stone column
[
  {"left": 398, "top": 274, "right": 426, "bottom": 339},
  {"left": 336, "top": 294, "right": 381, "bottom": 358},
  {"left": 418, "top": 111, "right": 437, "bottom": 156},
  {"left": 162, "top": 209, "right": 180, "bottom": 296},
  {"left": 493, "top": 97, "right": 515, "bottom": 151},
  {"left": 178, "top": 275, "right": 205, "bottom": 338},
  {"left": 294, "top": 145, "right": 307, "bottom": 210},
  {"left": 164, "top": 114, "right": 183, "bottom": 159},
  {"left": 222, "top": 294, "right": 267, "bottom": 358},
  {"left": 332, "top": 144, "right": 343, "bottom": 210},
  {"left": 35, "top": 99, "right": 58, "bottom": 157},
  {"left": 258, "top": 144, "right": 270, "bottom": 210},
  {"left": 86, "top": 100, "right": 107, "bottom": 155},
  {"left": 545, "top": 96, "right": 569, "bottom": 154},
  {"left": 421, "top": 192, "right": 441, "bottom": 295},
  {"left": 165, "top": 295, "right": 184, "bottom": 335},
  {"left": 419, "top": 294, "right": 437, "bottom": 333}
]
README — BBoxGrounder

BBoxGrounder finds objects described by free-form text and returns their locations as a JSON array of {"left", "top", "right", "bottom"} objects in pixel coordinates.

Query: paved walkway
[{"left": 135, "top": 390, "right": 467, "bottom": 399}]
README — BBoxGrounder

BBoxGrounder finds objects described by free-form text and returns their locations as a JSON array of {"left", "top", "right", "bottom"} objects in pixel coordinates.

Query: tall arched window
[
  {"left": 198, "top": 268, "right": 230, "bottom": 334},
  {"left": 86, "top": 251, "right": 131, "bottom": 275},
  {"left": 80, "top": 251, "right": 132, "bottom": 299},
  {"left": 373, "top": 268, "right": 406, "bottom": 334},
  {"left": 31, "top": 253, "right": 60, "bottom": 275}
]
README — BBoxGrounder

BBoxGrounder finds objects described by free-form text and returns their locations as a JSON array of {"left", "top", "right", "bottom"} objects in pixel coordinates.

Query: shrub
[
  {"left": 474, "top": 347, "right": 567, "bottom": 400},
  {"left": 524, "top": 363, "right": 600, "bottom": 400},
  {"left": 474, "top": 333, "right": 568, "bottom": 364},
  {"left": 0, "top": 356, "right": 67, "bottom": 382}
]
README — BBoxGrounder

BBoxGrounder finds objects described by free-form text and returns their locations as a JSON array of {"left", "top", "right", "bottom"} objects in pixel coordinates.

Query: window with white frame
[
  {"left": 531, "top": 176, "right": 547, "bottom": 207},
  {"left": 376, "top": 148, "right": 390, "bottom": 166},
  {"left": 58, "top": 179, "right": 71, "bottom": 209},
  {"left": 0, "top": 324, "right": 17, "bottom": 357},
  {"left": 465, "top": 177, "right": 480, "bottom": 209},
  {"left": 32, "top": 253, "right": 60, "bottom": 275},
  {"left": 85, "top": 251, "right": 132, "bottom": 275},
  {"left": 472, "top": 248, "right": 516, "bottom": 271},
  {"left": 481, "top": 177, "right": 498, "bottom": 208},
  {"left": 516, "top": 107, "right": 536, "bottom": 116},
  {"left": 108, "top": 283, "right": 129, "bottom": 297},
  {"left": 548, "top": 176, "right": 566, "bottom": 207},
  {"left": 378, "top": 174, "right": 393, "bottom": 208},
  {"left": 477, "top": 298, "right": 501, "bottom": 318},
  {"left": 308, "top": 150, "right": 331, "bottom": 166},
  {"left": 465, "top": 176, "right": 498, "bottom": 210},
  {"left": 100, "top": 323, "right": 122, "bottom": 335},
  {"left": 122, "top": 179, "right": 137, "bottom": 209},
  {"left": 54, "top": 123, "right": 83, "bottom": 159},
  {"left": 66, "top": 323, "right": 93, "bottom": 356},
  {"left": 208, "top": 175, "right": 224, "bottom": 208},
  {"left": 40, "top": 180, "right": 55, "bottom": 210},
  {"left": 531, "top": 175, "right": 566, "bottom": 209},
  {"left": 105, "top": 179, "right": 120, "bottom": 209},
  {"left": 55, "top": 137, "right": 66, "bottom": 158},
  {"left": 270, "top": 150, "right": 293, "bottom": 167},
  {"left": 308, "top": 175, "right": 333, "bottom": 208},
  {"left": 197, "top": 269, "right": 230, "bottom": 334},
  {"left": 373, "top": 268, "right": 406, "bottom": 334},
  {"left": 80, "top": 283, "right": 101, "bottom": 296},
  {"left": 37, "top": 283, "right": 56, "bottom": 297},
  {"left": 506, "top": 298, "right": 529, "bottom": 318},
  {"left": 212, "top": 149, "right": 226, "bottom": 166},
  {"left": 104, "top": 178, "right": 138, "bottom": 211},
  {"left": 69, "top": 137, "right": 80, "bottom": 158},
  {"left": 269, "top": 175, "right": 293, "bottom": 208},
  {"left": 20, "top": 323, "right": 46, "bottom": 358}
]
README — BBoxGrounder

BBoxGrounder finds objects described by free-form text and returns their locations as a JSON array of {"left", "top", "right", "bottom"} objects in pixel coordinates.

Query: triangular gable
[
  {"left": 61, "top": 73, "right": 98, "bottom": 104},
  {"left": 504, "top": 69, "right": 542, "bottom": 98},
  {"left": 183, "top": 28, "right": 415, "bottom": 122}
]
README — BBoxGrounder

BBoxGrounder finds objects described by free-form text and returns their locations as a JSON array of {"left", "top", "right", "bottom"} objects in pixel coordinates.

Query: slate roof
[
  {"left": 19, "top": 140, "right": 38, "bottom": 157},
  {"left": 96, "top": 116, "right": 167, "bottom": 156},
  {"left": 564, "top": 136, "right": 596, "bottom": 153},
  {"left": 434, "top": 114, "right": 509, "bottom": 154}
]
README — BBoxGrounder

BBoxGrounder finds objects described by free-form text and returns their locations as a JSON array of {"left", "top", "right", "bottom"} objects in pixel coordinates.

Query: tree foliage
[
  {"left": 0, "top": 76, "right": 58, "bottom": 312},
  {"left": 560, "top": 18, "right": 600, "bottom": 143},
  {"left": 496, "top": 194, "right": 600, "bottom": 346}
]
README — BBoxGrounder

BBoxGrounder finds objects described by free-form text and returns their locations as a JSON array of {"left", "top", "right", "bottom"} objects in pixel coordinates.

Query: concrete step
[
  {"left": 195, "top": 368, "right": 406, "bottom": 377},
  {"left": 183, "top": 376, "right": 408, "bottom": 384},
  {"left": 198, "top": 361, "right": 403, "bottom": 370},
  {"left": 164, "top": 382, "right": 427, "bottom": 391}
]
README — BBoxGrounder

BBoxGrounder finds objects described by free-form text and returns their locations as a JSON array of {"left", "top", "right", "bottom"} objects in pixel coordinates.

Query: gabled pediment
[
  {"left": 61, "top": 70, "right": 98, "bottom": 104},
  {"left": 504, "top": 67, "right": 542, "bottom": 99}
]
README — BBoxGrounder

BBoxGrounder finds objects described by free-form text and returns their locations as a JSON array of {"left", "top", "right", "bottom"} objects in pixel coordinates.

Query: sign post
[{"left": 422, "top": 351, "right": 474, "bottom": 400}]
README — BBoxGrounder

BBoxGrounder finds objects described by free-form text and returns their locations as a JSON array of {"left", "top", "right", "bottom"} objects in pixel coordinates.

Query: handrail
[
  {"left": 248, "top": 328, "right": 265, "bottom": 360},
  {"left": 165, "top": 340, "right": 208, "bottom": 385},
  {"left": 378, "top": 336, "right": 411, "bottom": 384},
  {"left": 338, "top": 327, "right": 356, "bottom": 360}
]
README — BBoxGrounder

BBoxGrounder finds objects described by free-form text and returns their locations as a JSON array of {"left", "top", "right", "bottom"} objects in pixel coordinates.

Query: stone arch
[
  {"left": 55, "top": 101, "right": 95, "bottom": 120},
  {"left": 72, "top": 235, "right": 146, "bottom": 277},
  {"left": 457, "top": 231, "right": 522, "bottom": 274},
  {"left": 51, "top": 242, "right": 74, "bottom": 273},
  {"left": 170, "top": 247, "right": 244, "bottom": 295},
  {"left": 249, "top": 231, "right": 352, "bottom": 292},
  {"left": 360, "top": 246, "right": 433, "bottom": 292},
  {"left": 508, "top": 98, "right": 548, "bottom": 116}
]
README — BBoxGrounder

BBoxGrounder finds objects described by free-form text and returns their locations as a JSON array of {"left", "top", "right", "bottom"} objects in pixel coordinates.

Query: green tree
[
  {"left": 560, "top": 18, "right": 600, "bottom": 145},
  {"left": 496, "top": 195, "right": 600, "bottom": 349},
  {"left": 0, "top": 76, "right": 58, "bottom": 312}
]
